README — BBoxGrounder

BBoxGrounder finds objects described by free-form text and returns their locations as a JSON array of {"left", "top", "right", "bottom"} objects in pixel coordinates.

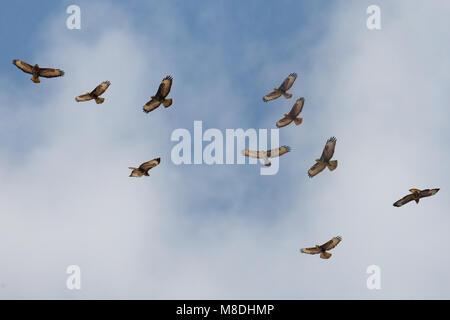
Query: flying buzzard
[
  {"left": 75, "top": 81, "right": 111, "bottom": 104},
  {"left": 276, "top": 97, "right": 305, "bottom": 128},
  {"left": 243, "top": 146, "right": 291, "bottom": 167},
  {"left": 301, "top": 236, "right": 342, "bottom": 259},
  {"left": 308, "top": 137, "right": 338, "bottom": 178},
  {"left": 143, "top": 76, "right": 173, "bottom": 113},
  {"left": 12, "top": 59, "right": 64, "bottom": 83},
  {"left": 393, "top": 188, "right": 440, "bottom": 207},
  {"left": 263, "top": 73, "right": 297, "bottom": 102},
  {"left": 129, "top": 158, "right": 161, "bottom": 177}
]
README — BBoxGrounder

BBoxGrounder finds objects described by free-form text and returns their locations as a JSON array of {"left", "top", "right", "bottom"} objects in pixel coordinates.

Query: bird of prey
[
  {"left": 143, "top": 76, "right": 173, "bottom": 113},
  {"left": 12, "top": 59, "right": 64, "bottom": 83},
  {"left": 301, "top": 236, "right": 342, "bottom": 259},
  {"left": 243, "top": 146, "right": 291, "bottom": 167},
  {"left": 308, "top": 137, "right": 338, "bottom": 178},
  {"left": 276, "top": 97, "right": 305, "bottom": 128},
  {"left": 393, "top": 188, "right": 440, "bottom": 207},
  {"left": 129, "top": 158, "right": 161, "bottom": 177},
  {"left": 263, "top": 73, "right": 297, "bottom": 102},
  {"left": 75, "top": 81, "right": 111, "bottom": 104}
]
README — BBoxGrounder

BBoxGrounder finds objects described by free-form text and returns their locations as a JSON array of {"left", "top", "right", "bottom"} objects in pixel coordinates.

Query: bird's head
[{"left": 34, "top": 64, "right": 39, "bottom": 68}]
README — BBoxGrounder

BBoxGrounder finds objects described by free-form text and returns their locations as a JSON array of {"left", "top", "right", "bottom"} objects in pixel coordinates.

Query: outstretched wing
[
  {"left": 279, "top": 73, "right": 297, "bottom": 91},
  {"left": 143, "top": 99, "right": 162, "bottom": 113},
  {"left": 266, "top": 145, "right": 291, "bottom": 158},
  {"left": 320, "top": 236, "right": 342, "bottom": 251},
  {"left": 91, "top": 81, "right": 111, "bottom": 96},
  {"left": 75, "top": 93, "right": 93, "bottom": 102},
  {"left": 276, "top": 117, "right": 293, "bottom": 128},
  {"left": 308, "top": 161, "right": 327, "bottom": 178},
  {"left": 301, "top": 247, "right": 321, "bottom": 255},
  {"left": 263, "top": 91, "right": 282, "bottom": 102},
  {"left": 39, "top": 68, "right": 65, "bottom": 78},
  {"left": 289, "top": 97, "right": 305, "bottom": 117},
  {"left": 12, "top": 59, "right": 34, "bottom": 74},
  {"left": 320, "top": 137, "right": 336, "bottom": 162},
  {"left": 243, "top": 150, "right": 271, "bottom": 166},
  {"left": 139, "top": 158, "right": 161, "bottom": 172},
  {"left": 393, "top": 193, "right": 416, "bottom": 207},
  {"left": 243, "top": 150, "right": 262, "bottom": 159},
  {"left": 419, "top": 188, "right": 440, "bottom": 199},
  {"left": 157, "top": 76, "right": 172, "bottom": 98}
]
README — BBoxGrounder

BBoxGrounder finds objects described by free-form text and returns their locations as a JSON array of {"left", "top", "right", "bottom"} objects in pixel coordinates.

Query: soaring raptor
[
  {"left": 308, "top": 137, "right": 338, "bottom": 178},
  {"left": 301, "top": 236, "right": 342, "bottom": 259},
  {"left": 263, "top": 73, "right": 297, "bottom": 102},
  {"left": 276, "top": 97, "right": 305, "bottom": 128},
  {"left": 143, "top": 76, "right": 173, "bottom": 113},
  {"left": 12, "top": 59, "right": 64, "bottom": 83},
  {"left": 75, "top": 81, "right": 111, "bottom": 104},
  {"left": 243, "top": 146, "right": 291, "bottom": 167},
  {"left": 129, "top": 158, "right": 161, "bottom": 178},
  {"left": 393, "top": 188, "right": 440, "bottom": 207}
]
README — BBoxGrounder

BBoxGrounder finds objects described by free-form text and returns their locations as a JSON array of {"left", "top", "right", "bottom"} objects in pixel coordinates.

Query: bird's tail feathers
[
  {"left": 320, "top": 252, "right": 332, "bottom": 259},
  {"left": 95, "top": 97, "right": 105, "bottom": 104},
  {"left": 283, "top": 93, "right": 293, "bottom": 99},
  {"left": 163, "top": 98, "right": 173, "bottom": 107},
  {"left": 327, "top": 160, "right": 338, "bottom": 171},
  {"left": 31, "top": 75, "right": 40, "bottom": 83},
  {"left": 294, "top": 117, "right": 303, "bottom": 125}
]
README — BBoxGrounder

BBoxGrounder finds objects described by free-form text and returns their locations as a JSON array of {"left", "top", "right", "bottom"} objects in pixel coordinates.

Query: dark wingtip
[
  {"left": 12, "top": 59, "right": 17, "bottom": 65},
  {"left": 290, "top": 72, "right": 297, "bottom": 77},
  {"left": 164, "top": 75, "right": 173, "bottom": 81},
  {"left": 283, "top": 145, "right": 291, "bottom": 152},
  {"left": 156, "top": 157, "right": 161, "bottom": 163},
  {"left": 328, "top": 136, "right": 337, "bottom": 143},
  {"left": 60, "top": 70, "right": 65, "bottom": 76}
]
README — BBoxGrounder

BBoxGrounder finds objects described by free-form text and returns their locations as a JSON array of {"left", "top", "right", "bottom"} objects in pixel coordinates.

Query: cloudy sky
[{"left": 1, "top": 0, "right": 449, "bottom": 299}]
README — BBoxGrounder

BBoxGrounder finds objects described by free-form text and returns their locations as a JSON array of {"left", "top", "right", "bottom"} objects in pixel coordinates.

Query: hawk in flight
[
  {"left": 143, "top": 76, "right": 173, "bottom": 113},
  {"left": 301, "top": 236, "right": 342, "bottom": 259},
  {"left": 75, "top": 81, "right": 111, "bottom": 104},
  {"left": 308, "top": 137, "right": 338, "bottom": 178},
  {"left": 263, "top": 73, "right": 297, "bottom": 102},
  {"left": 243, "top": 146, "right": 291, "bottom": 167},
  {"left": 393, "top": 188, "right": 440, "bottom": 207},
  {"left": 12, "top": 59, "right": 64, "bottom": 83},
  {"left": 129, "top": 158, "right": 161, "bottom": 177},
  {"left": 276, "top": 97, "right": 305, "bottom": 128}
]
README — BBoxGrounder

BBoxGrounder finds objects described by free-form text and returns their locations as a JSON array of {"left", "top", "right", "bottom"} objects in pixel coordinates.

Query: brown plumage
[
  {"left": 12, "top": 59, "right": 64, "bottom": 83},
  {"left": 263, "top": 73, "right": 297, "bottom": 102},
  {"left": 143, "top": 76, "right": 173, "bottom": 113},
  {"left": 276, "top": 97, "right": 305, "bottom": 128},
  {"left": 242, "top": 146, "right": 290, "bottom": 167},
  {"left": 393, "top": 188, "right": 440, "bottom": 207},
  {"left": 301, "top": 236, "right": 342, "bottom": 259},
  {"left": 129, "top": 158, "right": 161, "bottom": 177},
  {"left": 75, "top": 81, "right": 111, "bottom": 104},
  {"left": 308, "top": 137, "right": 338, "bottom": 178}
]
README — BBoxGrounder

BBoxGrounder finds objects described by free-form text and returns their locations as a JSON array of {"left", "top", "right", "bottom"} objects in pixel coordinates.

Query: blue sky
[{"left": 1, "top": 0, "right": 450, "bottom": 299}]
